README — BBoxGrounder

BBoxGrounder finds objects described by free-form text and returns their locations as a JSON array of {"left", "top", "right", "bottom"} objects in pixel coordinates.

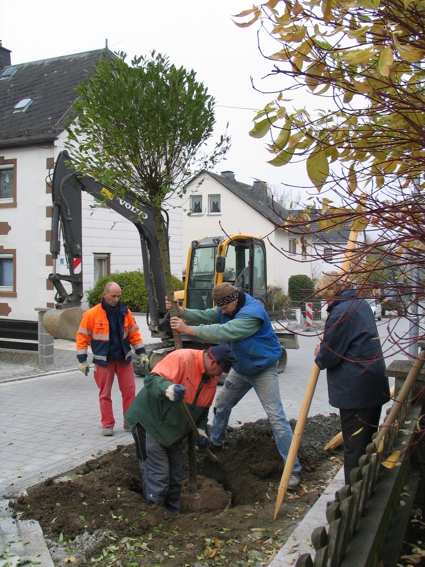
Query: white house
[
  {"left": 0, "top": 44, "right": 182, "bottom": 321},
  {"left": 182, "top": 170, "right": 313, "bottom": 294}
]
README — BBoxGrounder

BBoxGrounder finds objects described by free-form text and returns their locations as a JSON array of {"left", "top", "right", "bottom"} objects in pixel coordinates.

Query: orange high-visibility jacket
[
  {"left": 76, "top": 302, "right": 144, "bottom": 367},
  {"left": 125, "top": 349, "right": 218, "bottom": 447}
]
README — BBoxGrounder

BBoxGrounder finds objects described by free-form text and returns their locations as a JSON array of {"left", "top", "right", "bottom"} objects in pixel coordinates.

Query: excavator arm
[{"left": 44, "top": 150, "right": 172, "bottom": 341}]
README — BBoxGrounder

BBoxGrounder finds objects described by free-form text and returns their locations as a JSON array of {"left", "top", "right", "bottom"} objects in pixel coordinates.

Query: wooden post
[
  {"left": 274, "top": 362, "right": 321, "bottom": 519},
  {"left": 374, "top": 351, "right": 425, "bottom": 450}
]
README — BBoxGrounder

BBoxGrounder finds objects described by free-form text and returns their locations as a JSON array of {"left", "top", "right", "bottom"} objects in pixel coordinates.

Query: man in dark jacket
[
  {"left": 166, "top": 282, "right": 302, "bottom": 489},
  {"left": 124, "top": 343, "right": 237, "bottom": 513},
  {"left": 314, "top": 272, "right": 390, "bottom": 485}
]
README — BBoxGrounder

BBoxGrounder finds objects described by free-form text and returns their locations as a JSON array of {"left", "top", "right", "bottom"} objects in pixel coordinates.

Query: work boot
[
  {"left": 288, "top": 472, "right": 301, "bottom": 489},
  {"left": 102, "top": 427, "right": 114, "bottom": 436},
  {"left": 209, "top": 443, "right": 224, "bottom": 455}
]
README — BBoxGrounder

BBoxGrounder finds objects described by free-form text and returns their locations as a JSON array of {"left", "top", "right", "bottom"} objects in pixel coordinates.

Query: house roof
[
  {"left": 307, "top": 209, "right": 351, "bottom": 245},
  {"left": 207, "top": 171, "right": 290, "bottom": 226},
  {"left": 0, "top": 48, "right": 113, "bottom": 148},
  {"left": 198, "top": 171, "right": 349, "bottom": 245}
]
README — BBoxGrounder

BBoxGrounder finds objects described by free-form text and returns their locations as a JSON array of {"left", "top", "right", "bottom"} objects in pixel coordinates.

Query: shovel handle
[{"left": 179, "top": 401, "right": 219, "bottom": 462}]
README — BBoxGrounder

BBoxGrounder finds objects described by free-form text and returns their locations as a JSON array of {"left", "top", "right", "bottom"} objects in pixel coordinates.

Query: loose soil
[{"left": 10, "top": 415, "right": 344, "bottom": 566}]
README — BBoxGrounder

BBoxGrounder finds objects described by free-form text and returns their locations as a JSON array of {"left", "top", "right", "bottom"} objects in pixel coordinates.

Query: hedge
[{"left": 86, "top": 270, "right": 184, "bottom": 312}]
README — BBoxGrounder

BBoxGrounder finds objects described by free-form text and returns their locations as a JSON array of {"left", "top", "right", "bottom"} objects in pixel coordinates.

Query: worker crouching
[{"left": 124, "top": 344, "right": 237, "bottom": 513}]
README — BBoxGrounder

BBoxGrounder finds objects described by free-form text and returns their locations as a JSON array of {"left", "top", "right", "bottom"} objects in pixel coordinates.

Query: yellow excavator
[{"left": 43, "top": 151, "right": 298, "bottom": 374}]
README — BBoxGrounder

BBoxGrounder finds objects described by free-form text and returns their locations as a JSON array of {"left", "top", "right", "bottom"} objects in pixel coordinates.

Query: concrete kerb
[
  {"left": 269, "top": 466, "right": 345, "bottom": 566},
  {"left": 0, "top": 367, "right": 76, "bottom": 385},
  {"left": 0, "top": 500, "right": 55, "bottom": 567}
]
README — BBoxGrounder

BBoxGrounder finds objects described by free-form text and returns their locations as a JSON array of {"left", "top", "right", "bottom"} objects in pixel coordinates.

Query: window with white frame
[
  {"left": 208, "top": 194, "right": 221, "bottom": 214},
  {"left": 0, "top": 159, "right": 16, "bottom": 204},
  {"left": 190, "top": 195, "right": 203, "bottom": 214},
  {"left": 289, "top": 238, "right": 297, "bottom": 254},
  {"left": 0, "top": 253, "right": 14, "bottom": 292},
  {"left": 94, "top": 253, "right": 110, "bottom": 283}
]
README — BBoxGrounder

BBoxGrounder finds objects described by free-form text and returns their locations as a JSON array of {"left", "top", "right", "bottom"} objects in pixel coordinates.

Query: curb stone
[{"left": 0, "top": 500, "right": 54, "bottom": 566}]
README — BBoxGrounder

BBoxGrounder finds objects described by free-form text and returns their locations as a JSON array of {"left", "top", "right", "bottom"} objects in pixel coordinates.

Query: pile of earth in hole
[{"left": 10, "top": 414, "right": 343, "bottom": 566}]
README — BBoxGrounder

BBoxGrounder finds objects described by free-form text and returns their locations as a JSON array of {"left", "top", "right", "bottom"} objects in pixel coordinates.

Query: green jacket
[{"left": 124, "top": 349, "right": 217, "bottom": 448}]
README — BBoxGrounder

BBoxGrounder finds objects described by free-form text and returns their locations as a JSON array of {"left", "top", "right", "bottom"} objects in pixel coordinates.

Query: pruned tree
[
  {"left": 65, "top": 50, "right": 230, "bottom": 347},
  {"left": 234, "top": 0, "right": 425, "bottom": 343},
  {"left": 65, "top": 51, "right": 230, "bottom": 491}
]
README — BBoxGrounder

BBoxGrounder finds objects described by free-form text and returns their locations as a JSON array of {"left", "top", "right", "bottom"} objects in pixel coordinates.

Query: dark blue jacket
[
  {"left": 315, "top": 289, "right": 390, "bottom": 409},
  {"left": 219, "top": 294, "right": 282, "bottom": 375}
]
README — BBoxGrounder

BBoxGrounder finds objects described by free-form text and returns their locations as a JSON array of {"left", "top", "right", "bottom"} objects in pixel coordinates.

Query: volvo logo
[{"left": 118, "top": 199, "right": 148, "bottom": 219}]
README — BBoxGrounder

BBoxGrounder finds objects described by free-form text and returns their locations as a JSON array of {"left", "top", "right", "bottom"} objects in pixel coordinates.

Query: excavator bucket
[{"left": 43, "top": 307, "right": 83, "bottom": 341}]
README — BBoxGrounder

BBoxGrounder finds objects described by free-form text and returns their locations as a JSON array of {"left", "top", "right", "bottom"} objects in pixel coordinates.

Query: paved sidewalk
[
  {"left": 0, "top": 317, "right": 403, "bottom": 565},
  {"left": 1, "top": 332, "right": 336, "bottom": 498}
]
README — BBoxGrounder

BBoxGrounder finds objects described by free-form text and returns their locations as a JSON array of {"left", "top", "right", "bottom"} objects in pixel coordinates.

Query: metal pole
[{"left": 408, "top": 177, "right": 420, "bottom": 357}]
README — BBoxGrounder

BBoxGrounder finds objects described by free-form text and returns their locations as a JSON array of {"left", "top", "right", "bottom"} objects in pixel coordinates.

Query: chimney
[
  {"left": 221, "top": 171, "right": 235, "bottom": 181},
  {"left": 0, "top": 41, "right": 12, "bottom": 70},
  {"left": 252, "top": 180, "right": 268, "bottom": 204}
]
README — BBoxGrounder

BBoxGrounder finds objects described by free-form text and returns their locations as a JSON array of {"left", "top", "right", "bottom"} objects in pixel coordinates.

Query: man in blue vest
[{"left": 166, "top": 282, "right": 301, "bottom": 488}]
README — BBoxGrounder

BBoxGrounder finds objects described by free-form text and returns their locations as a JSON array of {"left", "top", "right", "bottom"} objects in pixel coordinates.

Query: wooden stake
[
  {"left": 274, "top": 362, "right": 321, "bottom": 519},
  {"left": 374, "top": 352, "right": 425, "bottom": 450}
]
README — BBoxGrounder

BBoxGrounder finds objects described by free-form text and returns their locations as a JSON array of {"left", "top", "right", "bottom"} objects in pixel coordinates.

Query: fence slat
[{"left": 297, "top": 401, "right": 420, "bottom": 567}]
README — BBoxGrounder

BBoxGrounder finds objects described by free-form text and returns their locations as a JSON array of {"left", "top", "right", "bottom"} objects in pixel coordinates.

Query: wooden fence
[{"left": 295, "top": 395, "right": 421, "bottom": 567}]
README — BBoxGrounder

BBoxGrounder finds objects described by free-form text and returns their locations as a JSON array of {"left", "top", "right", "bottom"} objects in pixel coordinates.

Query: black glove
[{"left": 194, "top": 430, "right": 210, "bottom": 449}]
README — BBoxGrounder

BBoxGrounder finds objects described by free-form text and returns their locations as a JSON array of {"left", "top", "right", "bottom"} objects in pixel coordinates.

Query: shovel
[{"left": 179, "top": 401, "right": 227, "bottom": 484}]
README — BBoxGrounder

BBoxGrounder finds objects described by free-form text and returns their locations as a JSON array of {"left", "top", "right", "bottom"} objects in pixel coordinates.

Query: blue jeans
[
  {"left": 132, "top": 424, "right": 182, "bottom": 513},
  {"left": 210, "top": 362, "right": 301, "bottom": 474}
]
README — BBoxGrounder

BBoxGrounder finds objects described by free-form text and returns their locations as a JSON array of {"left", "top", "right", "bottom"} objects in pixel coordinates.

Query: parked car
[
  {"left": 380, "top": 282, "right": 406, "bottom": 317},
  {"left": 366, "top": 298, "right": 382, "bottom": 321}
]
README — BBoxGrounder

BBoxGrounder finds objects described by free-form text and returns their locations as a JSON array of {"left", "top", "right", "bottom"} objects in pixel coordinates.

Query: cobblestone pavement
[{"left": 0, "top": 316, "right": 407, "bottom": 565}]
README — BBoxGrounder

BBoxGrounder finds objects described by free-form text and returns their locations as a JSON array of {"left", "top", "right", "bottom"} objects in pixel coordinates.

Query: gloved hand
[
  {"left": 194, "top": 429, "right": 210, "bottom": 450},
  {"left": 165, "top": 384, "right": 186, "bottom": 403},
  {"left": 78, "top": 361, "right": 90, "bottom": 376},
  {"left": 139, "top": 353, "right": 149, "bottom": 372}
]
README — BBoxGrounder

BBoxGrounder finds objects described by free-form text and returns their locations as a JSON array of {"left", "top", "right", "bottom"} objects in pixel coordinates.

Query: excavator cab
[{"left": 183, "top": 235, "right": 267, "bottom": 310}]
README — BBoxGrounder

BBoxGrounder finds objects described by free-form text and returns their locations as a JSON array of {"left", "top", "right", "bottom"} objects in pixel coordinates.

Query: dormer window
[
  {"left": 13, "top": 98, "right": 33, "bottom": 113},
  {"left": 1, "top": 67, "right": 17, "bottom": 79}
]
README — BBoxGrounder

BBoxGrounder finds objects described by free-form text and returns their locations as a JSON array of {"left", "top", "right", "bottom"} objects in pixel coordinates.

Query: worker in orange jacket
[
  {"left": 125, "top": 344, "right": 237, "bottom": 513},
  {"left": 76, "top": 281, "right": 148, "bottom": 436}
]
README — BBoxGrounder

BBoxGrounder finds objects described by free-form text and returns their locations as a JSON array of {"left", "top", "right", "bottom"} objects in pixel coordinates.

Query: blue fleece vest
[{"left": 219, "top": 294, "right": 282, "bottom": 375}]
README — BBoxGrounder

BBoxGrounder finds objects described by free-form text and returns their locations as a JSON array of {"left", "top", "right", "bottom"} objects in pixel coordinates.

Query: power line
[{"left": 216, "top": 104, "right": 260, "bottom": 112}]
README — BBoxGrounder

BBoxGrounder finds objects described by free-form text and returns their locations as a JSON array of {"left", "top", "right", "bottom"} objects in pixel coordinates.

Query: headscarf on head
[{"left": 212, "top": 283, "right": 240, "bottom": 307}]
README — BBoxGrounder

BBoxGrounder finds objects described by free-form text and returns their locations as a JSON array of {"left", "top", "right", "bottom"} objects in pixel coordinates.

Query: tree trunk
[
  {"left": 152, "top": 203, "right": 182, "bottom": 349},
  {"left": 187, "top": 432, "right": 198, "bottom": 492},
  {"left": 152, "top": 202, "right": 196, "bottom": 487}
]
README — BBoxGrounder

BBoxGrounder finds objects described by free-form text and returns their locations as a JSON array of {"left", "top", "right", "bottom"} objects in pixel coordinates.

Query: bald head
[{"left": 103, "top": 282, "right": 122, "bottom": 307}]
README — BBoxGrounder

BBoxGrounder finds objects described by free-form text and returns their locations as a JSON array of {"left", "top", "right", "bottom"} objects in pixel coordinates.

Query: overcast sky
[{"left": 1, "top": 0, "right": 312, "bottom": 202}]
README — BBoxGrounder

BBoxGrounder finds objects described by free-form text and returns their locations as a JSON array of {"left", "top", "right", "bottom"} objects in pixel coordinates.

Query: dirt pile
[{"left": 10, "top": 414, "right": 343, "bottom": 566}]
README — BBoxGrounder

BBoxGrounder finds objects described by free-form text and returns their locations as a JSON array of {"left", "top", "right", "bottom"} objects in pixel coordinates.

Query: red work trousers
[{"left": 93, "top": 360, "right": 136, "bottom": 428}]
